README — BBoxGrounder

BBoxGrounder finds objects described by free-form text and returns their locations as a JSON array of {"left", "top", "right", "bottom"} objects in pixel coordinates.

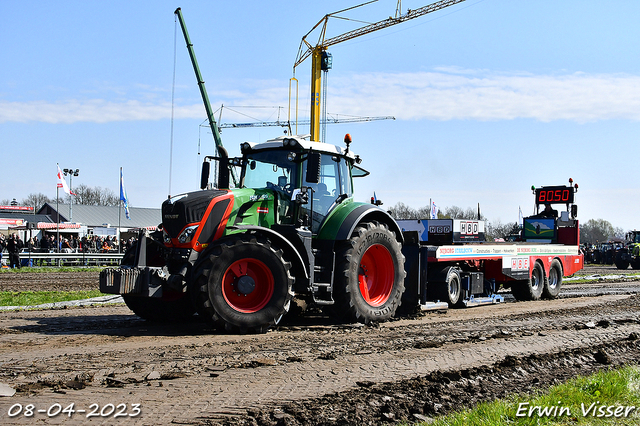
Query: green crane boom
[{"left": 174, "top": 7, "right": 236, "bottom": 186}]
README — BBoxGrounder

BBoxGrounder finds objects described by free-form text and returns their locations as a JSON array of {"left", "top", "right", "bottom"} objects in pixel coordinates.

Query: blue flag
[{"left": 120, "top": 168, "right": 131, "bottom": 220}]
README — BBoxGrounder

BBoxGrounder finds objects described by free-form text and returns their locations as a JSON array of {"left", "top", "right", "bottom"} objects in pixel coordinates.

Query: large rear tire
[
  {"left": 331, "top": 221, "right": 405, "bottom": 324},
  {"left": 120, "top": 240, "right": 196, "bottom": 322},
  {"left": 542, "top": 259, "right": 562, "bottom": 299},
  {"left": 197, "top": 234, "right": 294, "bottom": 333},
  {"left": 511, "top": 262, "right": 544, "bottom": 301}
]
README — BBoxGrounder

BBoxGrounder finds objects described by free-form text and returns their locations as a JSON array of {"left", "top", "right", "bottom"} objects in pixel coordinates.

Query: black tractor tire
[
  {"left": 331, "top": 221, "right": 405, "bottom": 324},
  {"left": 631, "top": 258, "right": 640, "bottom": 270},
  {"left": 434, "top": 267, "right": 463, "bottom": 308},
  {"left": 615, "top": 253, "right": 630, "bottom": 270},
  {"left": 196, "top": 234, "right": 294, "bottom": 333},
  {"left": 542, "top": 259, "right": 563, "bottom": 299},
  {"left": 121, "top": 240, "right": 196, "bottom": 322},
  {"left": 511, "top": 262, "right": 544, "bottom": 301}
]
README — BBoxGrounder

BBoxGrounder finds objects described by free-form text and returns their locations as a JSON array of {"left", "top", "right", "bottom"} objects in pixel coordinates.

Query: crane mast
[{"left": 294, "top": 0, "right": 466, "bottom": 142}]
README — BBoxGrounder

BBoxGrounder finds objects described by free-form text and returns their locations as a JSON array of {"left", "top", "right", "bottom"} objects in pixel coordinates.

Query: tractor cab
[
  {"left": 202, "top": 134, "right": 368, "bottom": 234},
  {"left": 523, "top": 180, "right": 580, "bottom": 245}
]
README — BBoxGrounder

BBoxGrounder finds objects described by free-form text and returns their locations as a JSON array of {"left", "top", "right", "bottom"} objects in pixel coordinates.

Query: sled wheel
[
  {"left": 511, "top": 262, "right": 544, "bottom": 301},
  {"left": 542, "top": 259, "right": 563, "bottom": 299},
  {"left": 437, "top": 267, "right": 462, "bottom": 308},
  {"left": 197, "top": 234, "right": 294, "bottom": 333},
  {"left": 331, "top": 221, "right": 405, "bottom": 323}
]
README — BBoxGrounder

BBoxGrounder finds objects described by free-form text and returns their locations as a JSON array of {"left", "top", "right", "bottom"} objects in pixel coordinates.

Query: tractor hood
[{"left": 162, "top": 189, "right": 229, "bottom": 238}]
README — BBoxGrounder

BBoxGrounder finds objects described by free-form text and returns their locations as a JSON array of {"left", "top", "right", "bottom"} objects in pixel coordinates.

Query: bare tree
[
  {"left": 486, "top": 220, "right": 520, "bottom": 241},
  {"left": 67, "top": 184, "right": 120, "bottom": 206},
  {"left": 440, "top": 205, "right": 485, "bottom": 220},
  {"left": 388, "top": 202, "right": 419, "bottom": 220},
  {"left": 22, "top": 193, "right": 53, "bottom": 210},
  {"left": 580, "top": 218, "right": 618, "bottom": 244}
]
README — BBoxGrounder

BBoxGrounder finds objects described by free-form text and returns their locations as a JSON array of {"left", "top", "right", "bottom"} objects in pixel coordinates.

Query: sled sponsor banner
[{"left": 436, "top": 244, "right": 580, "bottom": 259}]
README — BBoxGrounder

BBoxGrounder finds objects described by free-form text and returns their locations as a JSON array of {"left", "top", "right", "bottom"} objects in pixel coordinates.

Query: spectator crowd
[{"left": 0, "top": 233, "right": 137, "bottom": 268}]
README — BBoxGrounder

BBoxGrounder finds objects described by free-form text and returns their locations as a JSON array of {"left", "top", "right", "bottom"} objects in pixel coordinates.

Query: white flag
[{"left": 57, "top": 165, "right": 75, "bottom": 195}]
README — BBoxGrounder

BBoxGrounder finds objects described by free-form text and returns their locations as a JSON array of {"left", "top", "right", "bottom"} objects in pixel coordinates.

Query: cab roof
[{"left": 241, "top": 135, "right": 358, "bottom": 160}]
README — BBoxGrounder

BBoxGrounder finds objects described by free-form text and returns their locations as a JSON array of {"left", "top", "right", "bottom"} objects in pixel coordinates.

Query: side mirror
[
  {"left": 200, "top": 161, "right": 210, "bottom": 190},
  {"left": 291, "top": 187, "right": 309, "bottom": 205},
  {"left": 306, "top": 153, "right": 321, "bottom": 184}
]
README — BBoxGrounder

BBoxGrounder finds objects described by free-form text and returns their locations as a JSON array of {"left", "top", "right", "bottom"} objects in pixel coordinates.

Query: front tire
[
  {"left": 332, "top": 221, "right": 405, "bottom": 323},
  {"left": 197, "top": 234, "right": 294, "bottom": 333}
]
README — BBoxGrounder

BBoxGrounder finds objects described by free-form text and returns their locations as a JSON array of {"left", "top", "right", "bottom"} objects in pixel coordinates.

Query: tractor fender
[
  {"left": 223, "top": 225, "right": 310, "bottom": 279},
  {"left": 328, "top": 203, "right": 404, "bottom": 243}
]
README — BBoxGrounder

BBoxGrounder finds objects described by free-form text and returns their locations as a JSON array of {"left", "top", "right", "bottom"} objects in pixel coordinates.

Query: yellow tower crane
[{"left": 293, "top": 0, "right": 466, "bottom": 142}]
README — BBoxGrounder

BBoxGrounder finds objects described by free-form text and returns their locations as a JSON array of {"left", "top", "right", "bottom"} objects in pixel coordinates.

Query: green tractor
[
  {"left": 100, "top": 9, "right": 406, "bottom": 332},
  {"left": 614, "top": 230, "right": 640, "bottom": 270},
  {"left": 100, "top": 134, "right": 405, "bottom": 332}
]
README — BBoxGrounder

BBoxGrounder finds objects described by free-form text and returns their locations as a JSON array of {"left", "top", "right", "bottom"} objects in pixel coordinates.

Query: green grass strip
[
  {"left": 0, "top": 290, "right": 107, "bottom": 307},
  {"left": 414, "top": 365, "right": 640, "bottom": 426}
]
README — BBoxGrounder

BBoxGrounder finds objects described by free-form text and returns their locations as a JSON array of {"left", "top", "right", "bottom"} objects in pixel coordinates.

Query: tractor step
[{"left": 311, "top": 282, "right": 334, "bottom": 305}]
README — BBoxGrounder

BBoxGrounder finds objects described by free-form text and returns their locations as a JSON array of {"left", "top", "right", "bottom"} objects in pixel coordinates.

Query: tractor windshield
[{"left": 242, "top": 150, "right": 299, "bottom": 195}]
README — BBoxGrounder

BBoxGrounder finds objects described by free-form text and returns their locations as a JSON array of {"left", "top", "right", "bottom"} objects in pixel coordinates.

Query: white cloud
[
  {"left": 3, "top": 70, "right": 640, "bottom": 123},
  {"left": 0, "top": 99, "right": 205, "bottom": 124},
  {"left": 329, "top": 70, "right": 640, "bottom": 122}
]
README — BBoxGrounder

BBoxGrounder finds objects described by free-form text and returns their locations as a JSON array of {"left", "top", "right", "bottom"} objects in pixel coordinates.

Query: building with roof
[
  {"left": 37, "top": 203, "right": 161, "bottom": 239},
  {"left": 0, "top": 203, "right": 161, "bottom": 242}
]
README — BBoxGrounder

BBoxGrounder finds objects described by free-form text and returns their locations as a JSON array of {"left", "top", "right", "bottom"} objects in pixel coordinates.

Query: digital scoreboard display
[{"left": 535, "top": 186, "right": 574, "bottom": 205}]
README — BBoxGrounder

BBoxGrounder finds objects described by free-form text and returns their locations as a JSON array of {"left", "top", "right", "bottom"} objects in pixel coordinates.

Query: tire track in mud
[{"left": 1, "top": 293, "right": 639, "bottom": 425}]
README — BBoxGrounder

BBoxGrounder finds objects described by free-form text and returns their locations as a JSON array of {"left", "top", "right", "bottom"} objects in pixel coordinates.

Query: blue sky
[{"left": 2, "top": 0, "right": 640, "bottom": 231}]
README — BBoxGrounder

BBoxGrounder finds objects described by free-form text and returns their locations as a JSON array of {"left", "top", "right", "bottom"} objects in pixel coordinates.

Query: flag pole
[
  {"left": 118, "top": 167, "right": 122, "bottom": 253},
  {"left": 56, "top": 166, "right": 60, "bottom": 253}
]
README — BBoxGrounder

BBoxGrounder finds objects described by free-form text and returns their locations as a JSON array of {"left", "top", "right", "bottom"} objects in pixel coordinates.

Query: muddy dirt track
[{"left": 0, "top": 265, "right": 639, "bottom": 425}]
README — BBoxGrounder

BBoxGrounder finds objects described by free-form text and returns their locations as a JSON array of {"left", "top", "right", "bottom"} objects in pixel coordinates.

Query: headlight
[
  {"left": 163, "top": 229, "right": 172, "bottom": 244},
  {"left": 177, "top": 225, "right": 199, "bottom": 244}
]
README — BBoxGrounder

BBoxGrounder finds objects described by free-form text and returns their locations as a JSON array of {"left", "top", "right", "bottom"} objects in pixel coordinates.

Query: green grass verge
[
  {"left": 0, "top": 290, "right": 107, "bottom": 307},
  {"left": 413, "top": 365, "right": 640, "bottom": 426},
  {"left": 0, "top": 266, "right": 104, "bottom": 273}
]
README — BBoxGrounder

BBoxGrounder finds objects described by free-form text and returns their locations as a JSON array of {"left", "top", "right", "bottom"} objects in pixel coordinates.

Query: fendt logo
[{"left": 460, "top": 221, "right": 480, "bottom": 235}]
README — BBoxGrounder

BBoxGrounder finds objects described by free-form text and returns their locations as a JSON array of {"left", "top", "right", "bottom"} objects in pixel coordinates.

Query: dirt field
[{"left": 0, "top": 265, "right": 639, "bottom": 425}]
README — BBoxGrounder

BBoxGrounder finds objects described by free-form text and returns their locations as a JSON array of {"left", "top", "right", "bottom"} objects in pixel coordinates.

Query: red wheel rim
[
  {"left": 358, "top": 244, "right": 394, "bottom": 307},
  {"left": 222, "top": 258, "right": 274, "bottom": 313}
]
